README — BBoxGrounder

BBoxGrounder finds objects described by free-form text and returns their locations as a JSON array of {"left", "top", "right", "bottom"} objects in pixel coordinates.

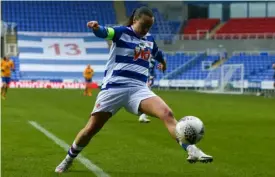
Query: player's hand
[
  {"left": 157, "top": 60, "right": 167, "bottom": 73},
  {"left": 87, "top": 21, "right": 99, "bottom": 30}
]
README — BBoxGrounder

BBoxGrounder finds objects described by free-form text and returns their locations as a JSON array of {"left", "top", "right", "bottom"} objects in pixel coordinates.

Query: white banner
[
  {"left": 8, "top": 81, "right": 99, "bottom": 89},
  {"left": 261, "top": 81, "right": 274, "bottom": 89},
  {"left": 157, "top": 80, "right": 268, "bottom": 89}
]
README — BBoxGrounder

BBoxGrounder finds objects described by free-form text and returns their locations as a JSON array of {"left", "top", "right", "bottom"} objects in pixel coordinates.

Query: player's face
[{"left": 134, "top": 15, "right": 154, "bottom": 37}]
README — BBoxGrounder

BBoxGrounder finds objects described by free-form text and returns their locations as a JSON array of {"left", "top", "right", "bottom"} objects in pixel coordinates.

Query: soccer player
[
  {"left": 55, "top": 6, "right": 213, "bottom": 173},
  {"left": 83, "top": 64, "right": 94, "bottom": 96},
  {"left": 1, "top": 55, "right": 14, "bottom": 100},
  {"left": 138, "top": 58, "right": 156, "bottom": 123}
]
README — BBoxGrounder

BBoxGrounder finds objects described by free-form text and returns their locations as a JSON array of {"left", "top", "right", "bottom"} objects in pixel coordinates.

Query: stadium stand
[
  {"left": 181, "top": 18, "right": 220, "bottom": 39},
  {"left": 215, "top": 17, "right": 275, "bottom": 39},
  {"left": 2, "top": 1, "right": 117, "bottom": 32},
  {"left": 2, "top": 1, "right": 275, "bottom": 86},
  {"left": 2, "top": 1, "right": 180, "bottom": 34},
  {"left": 224, "top": 53, "right": 275, "bottom": 81},
  {"left": 124, "top": 1, "right": 181, "bottom": 34},
  {"left": 175, "top": 55, "right": 220, "bottom": 80},
  {"left": 155, "top": 52, "right": 275, "bottom": 83},
  {"left": 155, "top": 53, "right": 196, "bottom": 80}
]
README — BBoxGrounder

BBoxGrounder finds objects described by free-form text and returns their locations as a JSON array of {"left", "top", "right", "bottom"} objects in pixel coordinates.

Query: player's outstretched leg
[
  {"left": 55, "top": 112, "right": 112, "bottom": 173},
  {"left": 138, "top": 113, "right": 150, "bottom": 123},
  {"left": 139, "top": 96, "right": 213, "bottom": 163}
]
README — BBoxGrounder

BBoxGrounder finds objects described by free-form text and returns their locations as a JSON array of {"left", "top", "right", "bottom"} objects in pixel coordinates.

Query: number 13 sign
[{"left": 43, "top": 39, "right": 85, "bottom": 57}]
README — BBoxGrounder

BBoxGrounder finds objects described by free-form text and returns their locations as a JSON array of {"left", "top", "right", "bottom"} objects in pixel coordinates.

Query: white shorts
[{"left": 92, "top": 86, "right": 156, "bottom": 116}]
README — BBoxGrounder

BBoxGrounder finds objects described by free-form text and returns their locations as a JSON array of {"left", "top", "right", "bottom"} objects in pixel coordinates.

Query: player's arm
[
  {"left": 152, "top": 40, "right": 166, "bottom": 72},
  {"left": 87, "top": 21, "right": 124, "bottom": 42},
  {"left": 87, "top": 21, "right": 116, "bottom": 41}
]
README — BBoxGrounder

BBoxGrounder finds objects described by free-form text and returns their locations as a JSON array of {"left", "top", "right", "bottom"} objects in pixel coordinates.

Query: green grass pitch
[{"left": 2, "top": 89, "right": 275, "bottom": 177}]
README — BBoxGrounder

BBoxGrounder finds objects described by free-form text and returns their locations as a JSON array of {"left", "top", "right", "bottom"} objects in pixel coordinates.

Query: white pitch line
[{"left": 28, "top": 121, "right": 110, "bottom": 177}]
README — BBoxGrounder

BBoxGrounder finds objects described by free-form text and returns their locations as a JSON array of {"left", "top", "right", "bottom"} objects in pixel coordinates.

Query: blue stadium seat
[{"left": 2, "top": 1, "right": 117, "bottom": 32}]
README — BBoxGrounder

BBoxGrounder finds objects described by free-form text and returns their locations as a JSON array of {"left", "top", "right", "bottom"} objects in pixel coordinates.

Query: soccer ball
[{"left": 175, "top": 116, "right": 205, "bottom": 145}]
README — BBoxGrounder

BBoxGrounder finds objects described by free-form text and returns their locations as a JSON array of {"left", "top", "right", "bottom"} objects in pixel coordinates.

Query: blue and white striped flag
[{"left": 18, "top": 32, "right": 109, "bottom": 81}]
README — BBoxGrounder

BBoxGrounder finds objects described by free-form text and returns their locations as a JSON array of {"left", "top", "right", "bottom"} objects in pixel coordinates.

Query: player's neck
[{"left": 130, "top": 26, "right": 143, "bottom": 38}]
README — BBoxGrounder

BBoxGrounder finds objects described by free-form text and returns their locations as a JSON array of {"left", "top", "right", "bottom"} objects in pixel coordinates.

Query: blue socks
[{"left": 176, "top": 138, "right": 189, "bottom": 151}]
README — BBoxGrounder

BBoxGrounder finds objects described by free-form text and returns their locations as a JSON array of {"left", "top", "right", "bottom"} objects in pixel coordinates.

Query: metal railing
[{"left": 153, "top": 33, "right": 275, "bottom": 41}]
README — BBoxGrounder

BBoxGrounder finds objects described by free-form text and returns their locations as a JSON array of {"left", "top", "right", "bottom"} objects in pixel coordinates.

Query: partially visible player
[
  {"left": 1, "top": 55, "right": 14, "bottom": 100},
  {"left": 83, "top": 64, "right": 94, "bottom": 96},
  {"left": 138, "top": 58, "right": 156, "bottom": 123}
]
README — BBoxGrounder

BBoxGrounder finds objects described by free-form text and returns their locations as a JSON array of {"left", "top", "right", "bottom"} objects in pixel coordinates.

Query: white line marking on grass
[{"left": 28, "top": 121, "right": 110, "bottom": 177}]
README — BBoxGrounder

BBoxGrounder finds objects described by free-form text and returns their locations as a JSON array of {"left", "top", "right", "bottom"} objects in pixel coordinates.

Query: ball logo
[{"left": 133, "top": 42, "right": 151, "bottom": 61}]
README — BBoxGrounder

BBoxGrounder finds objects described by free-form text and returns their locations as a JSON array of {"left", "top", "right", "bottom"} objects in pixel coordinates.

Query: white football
[{"left": 175, "top": 116, "right": 205, "bottom": 145}]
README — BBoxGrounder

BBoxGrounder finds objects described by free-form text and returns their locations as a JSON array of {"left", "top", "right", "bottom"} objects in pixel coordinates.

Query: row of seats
[
  {"left": 175, "top": 56, "right": 220, "bottom": 80},
  {"left": 2, "top": 1, "right": 117, "bottom": 32},
  {"left": 182, "top": 17, "right": 275, "bottom": 39},
  {"left": 124, "top": 1, "right": 180, "bottom": 34},
  {"left": 217, "top": 18, "right": 275, "bottom": 34},
  {"left": 2, "top": 1, "right": 181, "bottom": 35},
  {"left": 156, "top": 53, "right": 274, "bottom": 81},
  {"left": 182, "top": 18, "right": 220, "bottom": 36},
  {"left": 224, "top": 55, "right": 275, "bottom": 81},
  {"left": 155, "top": 53, "right": 195, "bottom": 79},
  {"left": 3, "top": 1, "right": 275, "bottom": 39},
  {"left": 215, "top": 17, "right": 275, "bottom": 39}
]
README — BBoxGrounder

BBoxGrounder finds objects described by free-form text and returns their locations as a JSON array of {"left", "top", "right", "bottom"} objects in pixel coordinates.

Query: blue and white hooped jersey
[{"left": 101, "top": 26, "right": 160, "bottom": 90}]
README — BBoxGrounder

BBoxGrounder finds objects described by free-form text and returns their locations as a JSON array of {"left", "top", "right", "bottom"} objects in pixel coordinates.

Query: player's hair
[{"left": 125, "top": 6, "right": 154, "bottom": 26}]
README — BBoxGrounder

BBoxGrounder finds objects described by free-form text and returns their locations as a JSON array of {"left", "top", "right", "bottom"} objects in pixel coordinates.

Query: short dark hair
[{"left": 125, "top": 6, "right": 154, "bottom": 26}]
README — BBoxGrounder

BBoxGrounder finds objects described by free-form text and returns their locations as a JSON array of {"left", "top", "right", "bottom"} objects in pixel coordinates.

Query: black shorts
[{"left": 85, "top": 78, "right": 92, "bottom": 83}]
